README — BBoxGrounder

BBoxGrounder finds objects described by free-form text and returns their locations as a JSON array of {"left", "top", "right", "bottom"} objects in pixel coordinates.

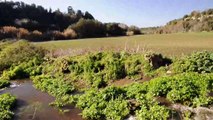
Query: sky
[{"left": 11, "top": 0, "right": 213, "bottom": 27}]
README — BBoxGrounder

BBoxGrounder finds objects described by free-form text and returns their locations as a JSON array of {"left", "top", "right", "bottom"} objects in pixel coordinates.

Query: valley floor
[{"left": 35, "top": 32, "right": 213, "bottom": 57}]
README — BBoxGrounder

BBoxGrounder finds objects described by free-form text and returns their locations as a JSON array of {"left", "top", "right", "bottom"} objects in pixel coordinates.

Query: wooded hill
[
  {"left": 0, "top": 1, "right": 141, "bottom": 41},
  {"left": 0, "top": 1, "right": 94, "bottom": 32}
]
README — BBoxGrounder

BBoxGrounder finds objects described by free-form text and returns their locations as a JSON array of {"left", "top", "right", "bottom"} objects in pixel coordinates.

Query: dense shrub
[
  {"left": 36, "top": 73, "right": 213, "bottom": 120},
  {"left": 0, "top": 40, "right": 46, "bottom": 72},
  {"left": 30, "top": 52, "right": 213, "bottom": 119},
  {"left": 49, "top": 31, "right": 65, "bottom": 40},
  {"left": 32, "top": 75, "right": 75, "bottom": 97},
  {"left": 2, "top": 58, "right": 43, "bottom": 80},
  {"left": 41, "top": 52, "right": 170, "bottom": 88},
  {"left": 124, "top": 83, "right": 148, "bottom": 99},
  {"left": 17, "top": 28, "right": 30, "bottom": 39},
  {"left": 148, "top": 73, "right": 213, "bottom": 107},
  {"left": 127, "top": 26, "right": 141, "bottom": 35},
  {"left": 105, "top": 23, "right": 126, "bottom": 36},
  {"left": 69, "top": 52, "right": 126, "bottom": 88},
  {"left": 63, "top": 28, "right": 77, "bottom": 39},
  {"left": 0, "top": 26, "right": 18, "bottom": 39},
  {"left": 76, "top": 87, "right": 129, "bottom": 120},
  {"left": 70, "top": 19, "right": 106, "bottom": 38},
  {"left": 0, "top": 26, "right": 77, "bottom": 41},
  {"left": 136, "top": 101, "right": 170, "bottom": 120},
  {"left": 74, "top": 84, "right": 171, "bottom": 120},
  {"left": 124, "top": 54, "right": 144, "bottom": 80},
  {"left": 0, "top": 80, "right": 10, "bottom": 89},
  {"left": 172, "top": 51, "right": 213, "bottom": 73},
  {"left": 0, "top": 93, "right": 16, "bottom": 120},
  {"left": 27, "top": 30, "right": 43, "bottom": 41}
]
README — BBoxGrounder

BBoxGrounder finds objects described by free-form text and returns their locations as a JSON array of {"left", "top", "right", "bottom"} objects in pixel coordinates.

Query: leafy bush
[
  {"left": 1, "top": 58, "right": 43, "bottom": 80},
  {"left": 103, "top": 99, "right": 129, "bottom": 120},
  {"left": 124, "top": 82, "right": 148, "bottom": 99},
  {"left": 105, "top": 23, "right": 126, "bottom": 36},
  {"left": 32, "top": 75, "right": 75, "bottom": 97},
  {"left": 136, "top": 102, "right": 170, "bottom": 120},
  {"left": 124, "top": 54, "right": 144, "bottom": 80},
  {"left": 76, "top": 87, "right": 129, "bottom": 120},
  {"left": 172, "top": 51, "right": 213, "bottom": 73},
  {"left": 41, "top": 52, "right": 170, "bottom": 88},
  {"left": 75, "top": 84, "right": 171, "bottom": 120},
  {"left": 0, "top": 93, "right": 16, "bottom": 120},
  {"left": 0, "top": 80, "right": 10, "bottom": 89},
  {"left": 70, "top": 19, "right": 106, "bottom": 38},
  {"left": 0, "top": 40, "right": 46, "bottom": 72},
  {"left": 148, "top": 73, "right": 213, "bottom": 107}
]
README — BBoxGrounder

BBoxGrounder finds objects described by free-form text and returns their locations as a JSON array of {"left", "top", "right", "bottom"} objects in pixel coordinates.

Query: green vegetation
[
  {"left": 75, "top": 87, "right": 129, "bottom": 120},
  {"left": 73, "top": 85, "right": 170, "bottom": 120},
  {"left": 40, "top": 51, "right": 170, "bottom": 88},
  {"left": 32, "top": 75, "right": 75, "bottom": 97},
  {"left": 0, "top": 40, "right": 46, "bottom": 80},
  {"left": 148, "top": 73, "right": 213, "bottom": 107},
  {"left": 70, "top": 72, "right": 212, "bottom": 120},
  {"left": 0, "top": 80, "right": 10, "bottom": 89},
  {"left": 0, "top": 41, "right": 212, "bottom": 120},
  {"left": 172, "top": 51, "right": 213, "bottom": 73},
  {"left": 70, "top": 19, "right": 106, "bottom": 38},
  {"left": 0, "top": 93, "right": 16, "bottom": 120}
]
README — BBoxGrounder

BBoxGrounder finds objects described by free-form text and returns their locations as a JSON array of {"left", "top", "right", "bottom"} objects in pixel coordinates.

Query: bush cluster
[
  {"left": 73, "top": 84, "right": 171, "bottom": 120},
  {"left": 0, "top": 93, "right": 16, "bottom": 120},
  {"left": 1, "top": 58, "right": 43, "bottom": 80},
  {"left": 23, "top": 51, "right": 213, "bottom": 120},
  {"left": 32, "top": 75, "right": 75, "bottom": 97},
  {"left": 148, "top": 73, "right": 213, "bottom": 107},
  {"left": 0, "top": 26, "right": 77, "bottom": 41},
  {"left": 172, "top": 51, "right": 213, "bottom": 73},
  {"left": 0, "top": 41, "right": 46, "bottom": 80},
  {"left": 0, "top": 80, "right": 10, "bottom": 89},
  {"left": 42, "top": 52, "right": 170, "bottom": 88}
]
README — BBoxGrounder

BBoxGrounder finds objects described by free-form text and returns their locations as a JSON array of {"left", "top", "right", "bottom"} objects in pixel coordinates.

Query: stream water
[{"left": 0, "top": 80, "right": 83, "bottom": 120}]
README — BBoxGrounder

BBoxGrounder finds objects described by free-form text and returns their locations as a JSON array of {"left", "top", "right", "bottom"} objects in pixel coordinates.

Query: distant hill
[{"left": 155, "top": 9, "right": 213, "bottom": 34}]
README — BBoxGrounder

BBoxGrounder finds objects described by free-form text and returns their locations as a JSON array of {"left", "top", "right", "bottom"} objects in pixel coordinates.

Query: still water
[{"left": 0, "top": 80, "right": 83, "bottom": 120}]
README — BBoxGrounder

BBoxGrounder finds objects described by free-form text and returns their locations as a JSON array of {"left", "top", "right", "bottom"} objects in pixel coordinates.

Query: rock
[
  {"left": 194, "top": 107, "right": 213, "bottom": 120},
  {"left": 125, "top": 116, "right": 136, "bottom": 120}
]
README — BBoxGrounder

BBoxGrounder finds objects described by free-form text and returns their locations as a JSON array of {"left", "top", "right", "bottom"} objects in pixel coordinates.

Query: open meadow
[{"left": 35, "top": 32, "right": 213, "bottom": 57}]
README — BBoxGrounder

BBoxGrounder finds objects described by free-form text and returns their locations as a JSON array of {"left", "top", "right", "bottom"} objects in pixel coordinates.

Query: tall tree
[{"left": 84, "top": 11, "right": 94, "bottom": 20}]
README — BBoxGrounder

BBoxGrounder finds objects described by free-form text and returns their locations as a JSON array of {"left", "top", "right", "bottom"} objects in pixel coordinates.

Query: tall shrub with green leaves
[
  {"left": 0, "top": 93, "right": 16, "bottom": 120},
  {"left": 172, "top": 51, "right": 213, "bottom": 73}
]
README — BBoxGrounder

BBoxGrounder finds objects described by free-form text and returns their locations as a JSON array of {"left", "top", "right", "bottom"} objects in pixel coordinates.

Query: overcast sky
[{"left": 11, "top": 0, "right": 213, "bottom": 27}]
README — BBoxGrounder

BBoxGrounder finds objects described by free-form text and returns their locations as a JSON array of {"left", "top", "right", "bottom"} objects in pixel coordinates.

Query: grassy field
[{"left": 35, "top": 32, "right": 213, "bottom": 57}]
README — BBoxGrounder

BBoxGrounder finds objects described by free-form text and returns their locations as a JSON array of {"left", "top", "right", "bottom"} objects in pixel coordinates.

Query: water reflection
[{"left": 1, "top": 80, "right": 82, "bottom": 120}]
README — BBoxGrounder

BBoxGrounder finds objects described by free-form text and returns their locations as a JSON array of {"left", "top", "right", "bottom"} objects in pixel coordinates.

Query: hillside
[{"left": 156, "top": 9, "right": 213, "bottom": 34}]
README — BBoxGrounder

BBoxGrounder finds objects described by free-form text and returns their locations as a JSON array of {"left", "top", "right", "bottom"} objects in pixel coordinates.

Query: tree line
[{"left": 0, "top": 1, "right": 141, "bottom": 41}]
